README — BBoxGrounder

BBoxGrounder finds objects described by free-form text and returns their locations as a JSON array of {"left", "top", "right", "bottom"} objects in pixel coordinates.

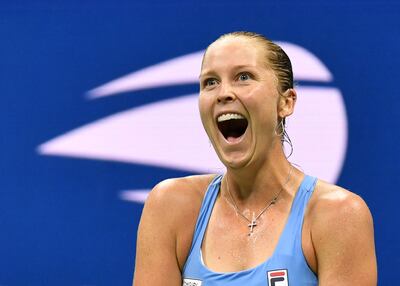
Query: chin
[{"left": 219, "top": 152, "right": 252, "bottom": 170}]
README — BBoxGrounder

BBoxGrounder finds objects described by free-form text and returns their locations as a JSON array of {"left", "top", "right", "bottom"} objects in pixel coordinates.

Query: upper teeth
[{"left": 217, "top": 113, "right": 245, "bottom": 122}]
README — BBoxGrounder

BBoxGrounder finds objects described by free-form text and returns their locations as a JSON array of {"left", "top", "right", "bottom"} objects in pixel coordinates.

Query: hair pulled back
[{"left": 207, "top": 31, "right": 294, "bottom": 94}]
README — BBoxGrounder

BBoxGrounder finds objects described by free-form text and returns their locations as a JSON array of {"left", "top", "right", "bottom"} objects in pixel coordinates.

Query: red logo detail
[{"left": 267, "top": 269, "right": 288, "bottom": 286}]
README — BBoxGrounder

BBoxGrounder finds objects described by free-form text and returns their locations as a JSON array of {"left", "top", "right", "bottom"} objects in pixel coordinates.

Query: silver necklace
[{"left": 224, "top": 165, "right": 293, "bottom": 236}]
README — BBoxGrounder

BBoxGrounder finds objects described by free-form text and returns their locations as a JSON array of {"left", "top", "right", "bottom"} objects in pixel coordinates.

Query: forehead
[{"left": 201, "top": 37, "right": 266, "bottom": 73}]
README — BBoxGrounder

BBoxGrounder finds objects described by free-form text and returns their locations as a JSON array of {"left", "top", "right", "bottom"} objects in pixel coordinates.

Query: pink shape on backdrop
[
  {"left": 87, "top": 42, "right": 332, "bottom": 98},
  {"left": 38, "top": 87, "right": 346, "bottom": 182},
  {"left": 38, "top": 42, "right": 347, "bottom": 203}
]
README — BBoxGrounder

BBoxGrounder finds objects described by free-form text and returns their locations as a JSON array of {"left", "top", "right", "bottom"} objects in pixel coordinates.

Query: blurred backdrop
[{"left": 1, "top": 1, "right": 399, "bottom": 285}]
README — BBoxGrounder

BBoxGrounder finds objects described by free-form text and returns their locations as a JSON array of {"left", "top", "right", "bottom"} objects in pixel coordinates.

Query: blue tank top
[{"left": 182, "top": 174, "right": 318, "bottom": 286}]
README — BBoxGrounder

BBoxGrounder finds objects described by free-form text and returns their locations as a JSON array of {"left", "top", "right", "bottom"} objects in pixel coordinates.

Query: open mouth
[{"left": 217, "top": 113, "right": 248, "bottom": 141}]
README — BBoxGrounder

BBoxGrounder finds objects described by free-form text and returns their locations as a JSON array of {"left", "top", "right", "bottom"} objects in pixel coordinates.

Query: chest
[{"left": 201, "top": 198, "right": 291, "bottom": 272}]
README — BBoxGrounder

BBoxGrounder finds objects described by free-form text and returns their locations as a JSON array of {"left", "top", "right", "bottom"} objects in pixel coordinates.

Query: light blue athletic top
[{"left": 182, "top": 174, "right": 318, "bottom": 286}]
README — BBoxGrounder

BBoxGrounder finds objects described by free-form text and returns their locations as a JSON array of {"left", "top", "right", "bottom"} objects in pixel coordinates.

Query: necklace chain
[{"left": 224, "top": 165, "right": 294, "bottom": 236}]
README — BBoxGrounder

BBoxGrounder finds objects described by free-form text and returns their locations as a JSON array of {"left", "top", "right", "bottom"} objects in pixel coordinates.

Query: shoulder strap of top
[
  {"left": 275, "top": 175, "right": 318, "bottom": 254},
  {"left": 186, "top": 174, "right": 223, "bottom": 257}
]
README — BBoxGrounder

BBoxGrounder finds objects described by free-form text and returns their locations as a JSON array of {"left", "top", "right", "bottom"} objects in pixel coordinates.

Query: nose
[{"left": 217, "top": 83, "right": 236, "bottom": 104}]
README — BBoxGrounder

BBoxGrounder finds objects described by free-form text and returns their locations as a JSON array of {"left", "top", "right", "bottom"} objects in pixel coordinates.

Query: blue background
[{"left": 1, "top": 1, "right": 399, "bottom": 285}]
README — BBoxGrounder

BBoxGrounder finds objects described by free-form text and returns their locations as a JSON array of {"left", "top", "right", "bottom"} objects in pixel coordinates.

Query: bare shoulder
[
  {"left": 133, "top": 174, "right": 217, "bottom": 285},
  {"left": 308, "top": 179, "right": 373, "bottom": 225},
  {"left": 307, "top": 179, "right": 377, "bottom": 285},
  {"left": 143, "top": 174, "right": 217, "bottom": 235},
  {"left": 145, "top": 174, "right": 216, "bottom": 216},
  {"left": 143, "top": 174, "right": 217, "bottom": 268}
]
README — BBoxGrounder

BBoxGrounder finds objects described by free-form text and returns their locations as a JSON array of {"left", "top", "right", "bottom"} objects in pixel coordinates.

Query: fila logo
[
  {"left": 267, "top": 269, "right": 289, "bottom": 286},
  {"left": 183, "top": 278, "right": 202, "bottom": 286}
]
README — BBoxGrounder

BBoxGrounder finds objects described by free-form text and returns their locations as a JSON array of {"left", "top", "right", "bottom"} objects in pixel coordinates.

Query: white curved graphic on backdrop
[
  {"left": 38, "top": 42, "right": 347, "bottom": 204},
  {"left": 87, "top": 42, "right": 332, "bottom": 98},
  {"left": 38, "top": 94, "right": 218, "bottom": 172}
]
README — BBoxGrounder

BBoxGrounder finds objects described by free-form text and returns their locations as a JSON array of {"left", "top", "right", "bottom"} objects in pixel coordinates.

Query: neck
[{"left": 224, "top": 145, "right": 296, "bottom": 206}]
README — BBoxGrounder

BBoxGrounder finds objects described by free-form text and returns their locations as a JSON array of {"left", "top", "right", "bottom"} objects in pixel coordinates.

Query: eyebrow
[{"left": 199, "top": 64, "right": 257, "bottom": 79}]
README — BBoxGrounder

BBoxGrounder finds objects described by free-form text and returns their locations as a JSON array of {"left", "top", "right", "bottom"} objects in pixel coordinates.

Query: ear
[{"left": 278, "top": 88, "right": 297, "bottom": 118}]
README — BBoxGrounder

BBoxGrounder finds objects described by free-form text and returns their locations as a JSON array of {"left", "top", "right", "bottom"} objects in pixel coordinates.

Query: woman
[{"left": 133, "top": 32, "right": 377, "bottom": 285}]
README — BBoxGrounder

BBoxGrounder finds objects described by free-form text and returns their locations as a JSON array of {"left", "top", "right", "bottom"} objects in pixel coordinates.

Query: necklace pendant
[{"left": 248, "top": 219, "right": 257, "bottom": 236}]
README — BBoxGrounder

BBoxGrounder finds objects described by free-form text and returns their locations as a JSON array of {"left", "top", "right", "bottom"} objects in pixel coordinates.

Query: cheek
[
  {"left": 243, "top": 87, "right": 280, "bottom": 128},
  {"left": 198, "top": 94, "right": 213, "bottom": 123},
  {"left": 244, "top": 86, "right": 277, "bottom": 113}
]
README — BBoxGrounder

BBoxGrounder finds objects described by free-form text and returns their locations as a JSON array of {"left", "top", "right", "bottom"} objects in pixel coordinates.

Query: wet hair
[{"left": 203, "top": 31, "right": 294, "bottom": 156}]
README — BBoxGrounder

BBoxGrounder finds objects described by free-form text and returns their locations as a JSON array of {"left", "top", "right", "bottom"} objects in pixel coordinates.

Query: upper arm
[
  {"left": 132, "top": 180, "right": 183, "bottom": 286},
  {"left": 312, "top": 191, "right": 377, "bottom": 286}
]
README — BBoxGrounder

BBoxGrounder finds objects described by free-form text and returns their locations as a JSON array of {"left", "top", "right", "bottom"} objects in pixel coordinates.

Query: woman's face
[{"left": 199, "top": 36, "right": 283, "bottom": 169}]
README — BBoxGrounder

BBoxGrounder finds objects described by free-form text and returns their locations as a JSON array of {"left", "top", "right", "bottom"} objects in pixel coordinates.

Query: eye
[
  {"left": 203, "top": 78, "right": 218, "bottom": 88},
  {"left": 238, "top": 72, "right": 251, "bottom": 81}
]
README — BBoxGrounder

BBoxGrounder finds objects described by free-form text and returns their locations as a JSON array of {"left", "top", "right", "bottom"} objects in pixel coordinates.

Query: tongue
[{"left": 227, "top": 135, "right": 242, "bottom": 142}]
